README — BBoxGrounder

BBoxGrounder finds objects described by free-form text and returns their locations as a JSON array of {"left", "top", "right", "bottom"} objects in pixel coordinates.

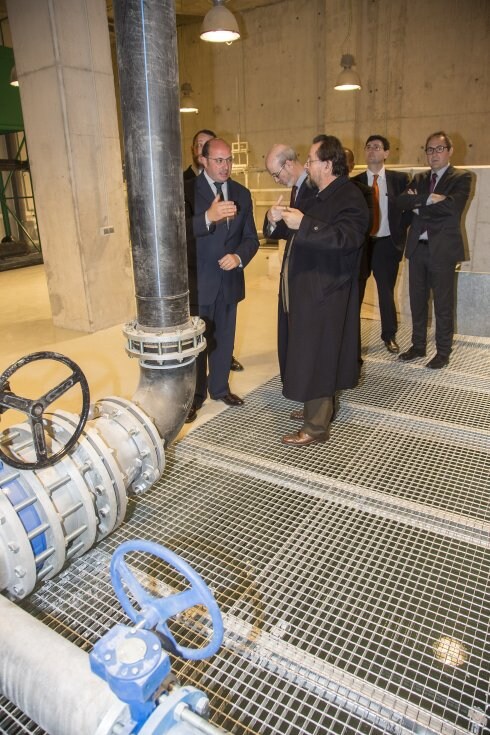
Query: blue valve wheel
[
  {"left": 0, "top": 351, "right": 90, "bottom": 470},
  {"left": 111, "top": 539, "right": 224, "bottom": 661}
]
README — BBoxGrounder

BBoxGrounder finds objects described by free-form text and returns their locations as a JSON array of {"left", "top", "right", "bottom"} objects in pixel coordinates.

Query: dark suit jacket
[
  {"left": 350, "top": 179, "right": 373, "bottom": 282},
  {"left": 183, "top": 165, "right": 196, "bottom": 181},
  {"left": 352, "top": 168, "right": 410, "bottom": 249},
  {"left": 397, "top": 165, "right": 472, "bottom": 264},
  {"left": 262, "top": 179, "right": 318, "bottom": 241},
  {"left": 184, "top": 173, "right": 259, "bottom": 306}
]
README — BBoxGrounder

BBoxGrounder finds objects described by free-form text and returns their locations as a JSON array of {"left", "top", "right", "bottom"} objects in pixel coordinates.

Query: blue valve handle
[{"left": 110, "top": 539, "right": 224, "bottom": 661}]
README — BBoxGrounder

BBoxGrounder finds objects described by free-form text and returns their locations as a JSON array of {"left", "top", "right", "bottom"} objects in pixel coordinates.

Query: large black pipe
[
  {"left": 113, "top": 0, "right": 188, "bottom": 330},
  {"left": 112, "top": 0, "right": 204, "bottom": 444}
]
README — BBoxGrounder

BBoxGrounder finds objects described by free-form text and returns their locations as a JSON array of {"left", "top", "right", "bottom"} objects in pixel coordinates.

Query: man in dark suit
[
  {"left": 183, "top": 128, "right": 244, "bottom": 375},
  {"left": 184, "top": 138, "right": 259, "bottom": 420},
  {"left": 183, "top": 128, "right": 216, "bottom": 181},
  {"left": 352, "top": 135, "right": 409, "bottom": 354},
  {"left": 263, "top": 144, "right": 318, "bottom": 381},
  {"left": 397, "top": 131, "right": 472, "bottom": 369},
  {"left": 276, "top": 135, "right": 369, "bottom": 446}
]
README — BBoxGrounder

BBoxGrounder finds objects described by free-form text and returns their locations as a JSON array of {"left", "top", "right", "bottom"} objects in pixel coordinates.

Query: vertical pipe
[{"left": 112, "top": 0, "right": 188, "bottom": 330}]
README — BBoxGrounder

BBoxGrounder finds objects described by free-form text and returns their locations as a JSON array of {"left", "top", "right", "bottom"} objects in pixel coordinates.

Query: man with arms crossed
[{"left": 397, "top": 131, "right": 471, "bottom": 369}]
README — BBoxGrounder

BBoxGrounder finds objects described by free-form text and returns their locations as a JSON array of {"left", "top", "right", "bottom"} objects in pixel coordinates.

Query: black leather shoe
[
  {"left": 384, "top": 338, "right": 400, "bottom": 354},
  {"left": 281, "top": 430, "right": 321, "bottom": 446},
  {"left": 427, "top": 353, "right": 449, "bottom": 369},
  {"left": 230, "top": 356, "right": 244, "bottom": 371},
  {"left": 185, "top": 404, "right": 198, "bottom": 423},
  {"left": 217, "top": 392, "right": 244, "bottom": 406},
  {"left": 399, "top": 346, "right": 426, "bottom": 361}
]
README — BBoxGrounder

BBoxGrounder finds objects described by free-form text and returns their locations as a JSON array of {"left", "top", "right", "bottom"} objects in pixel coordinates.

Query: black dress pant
[
  {"left": 408, "top": 241, "right": 456, "bottom": 357},
  {"left": 192, "top": 287, "right": 237, "bottom": 406},
  {"left": 369, "top": 235, "right": 402, "bottom": 341}
]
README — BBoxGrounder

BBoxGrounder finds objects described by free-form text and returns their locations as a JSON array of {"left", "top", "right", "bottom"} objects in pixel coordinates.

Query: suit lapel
[{"left": 196, "top": 172, "right": 215, "bottom": 209}]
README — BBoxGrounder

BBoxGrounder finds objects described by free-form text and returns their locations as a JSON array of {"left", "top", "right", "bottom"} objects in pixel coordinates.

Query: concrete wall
[{"left": 178, "top": 0, "right": 490, "bottom": 170}]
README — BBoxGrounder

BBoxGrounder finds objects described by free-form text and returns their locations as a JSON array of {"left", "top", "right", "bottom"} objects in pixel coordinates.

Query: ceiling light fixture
[
  {"left": 334, "top": 54, "right": 361, "bottom": 91},
  {"left": 200, "top": 0, "right": 240, "bottom": 44},
  {"left": 179, "top": 83, "right": 199, "bottom": 114},
  {"left": 334, "top": 0, "right": 361, "bottom": 91},
  {"left": 9, "top": 65, "right": 19, "bottom": 87}
]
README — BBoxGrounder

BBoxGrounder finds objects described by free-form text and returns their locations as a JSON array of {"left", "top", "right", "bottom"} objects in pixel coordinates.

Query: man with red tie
[
  {"left": 353, "top": 135, "right": 410, "bottom": 354},
  {"left": 397, "top": 132, "right": 472, "bottom": 369}
]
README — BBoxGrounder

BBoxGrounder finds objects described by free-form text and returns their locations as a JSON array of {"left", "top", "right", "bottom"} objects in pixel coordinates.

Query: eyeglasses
[
  {"left": 270, "top": 162, "right": 286, "bottom": 180},
  {"left": 206, "top": 156, "right": 233, "bottom": 165},
  {"left": 305, "top": 158, "right": 322, "bottom": 166},
  {"left": 425, "top": 145, "right": 448, "bottom": 154},
  {"left": 365, "top": 144, "right": 384, "bottom": 151}
]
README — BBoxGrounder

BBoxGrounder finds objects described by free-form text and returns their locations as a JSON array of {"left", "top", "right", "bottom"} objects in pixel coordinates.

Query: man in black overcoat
[{"left": 277, "top": 135, "right": 369, "bottom": 446}]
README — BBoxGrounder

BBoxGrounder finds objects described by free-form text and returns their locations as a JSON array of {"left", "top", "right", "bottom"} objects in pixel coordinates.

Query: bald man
[{"left": 264, "top": 144, "right": 318, "bottom": 380}]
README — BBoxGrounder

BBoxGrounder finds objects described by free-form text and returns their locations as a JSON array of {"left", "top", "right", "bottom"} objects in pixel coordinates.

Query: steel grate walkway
[{"left": 1, "top": 323, "right": 490, "bottom": 735}]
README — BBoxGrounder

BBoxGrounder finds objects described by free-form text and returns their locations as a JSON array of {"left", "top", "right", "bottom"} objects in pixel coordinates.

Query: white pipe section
[{"left": 0, "top": 594, "right": 130, "bottom": 735}]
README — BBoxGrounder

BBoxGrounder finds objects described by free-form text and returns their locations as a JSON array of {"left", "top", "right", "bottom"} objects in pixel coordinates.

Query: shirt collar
[
  {"left": 203, "top": 169, "right": 229, "bottom": 194},
  {"left": 431, "top": 164, "right": 449, "bottom": 179},
  {"left": 295, "top": 170, "right": 308, "bottom": 189}
]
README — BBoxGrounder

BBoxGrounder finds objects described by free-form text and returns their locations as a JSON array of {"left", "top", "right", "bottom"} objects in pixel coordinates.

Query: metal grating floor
[{"left": 2, "top": 322, "right": 490, "bottom": 735}]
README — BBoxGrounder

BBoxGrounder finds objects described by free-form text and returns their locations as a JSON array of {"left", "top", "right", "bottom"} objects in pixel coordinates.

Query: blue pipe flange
[{"left": 110, "top": 540, "right": 224, "bottom": 661}]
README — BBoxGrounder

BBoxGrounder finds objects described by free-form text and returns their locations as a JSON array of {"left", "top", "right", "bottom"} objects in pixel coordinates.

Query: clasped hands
[{"left": 267, "top": 194, "right": 304, "bottom": 230}]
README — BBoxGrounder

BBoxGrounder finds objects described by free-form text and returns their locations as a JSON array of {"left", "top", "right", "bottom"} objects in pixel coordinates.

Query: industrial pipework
[
  {"left": 114, "top": 0, "right": 205, "bottom": 445},
  {"left": 0, "top": 352, "right": 164, "bottom": 600},
  {"left": 0, "top": 540, "right": 227, "bottom": 735}
]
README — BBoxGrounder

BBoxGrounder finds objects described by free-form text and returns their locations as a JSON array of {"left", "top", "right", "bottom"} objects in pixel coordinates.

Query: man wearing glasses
[
  {"left": 263, "top": 144, "right": 318, "bottom": 381},
  {"left": 276, "top": 135, "right": 369, "bottom": 446},
  {"left": 183, "top": 128, "right": 244, "bottom": 374},
  {"left": 397, "top": 132, "right": 471, "bottom": 369},
  {"left": 184, "top": 138, "right": 259, "bottom": 421},
  {"left": 353, "top": 135, "right": 410, "bottom": 354}
]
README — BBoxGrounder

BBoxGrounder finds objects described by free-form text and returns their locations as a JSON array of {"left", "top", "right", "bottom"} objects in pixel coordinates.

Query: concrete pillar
[{"left": 6, "top": 0, "right": 133, "bottom": 332}]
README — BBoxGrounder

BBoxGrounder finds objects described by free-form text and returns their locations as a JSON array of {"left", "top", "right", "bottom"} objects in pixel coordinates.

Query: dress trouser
[
  {"left": 302, "top": 397, "right": 333, "bottom": 442},
  {"left": 408, "top": 241, "right": 456, "bottom": 357},
  {"left": 370, "top": 235, "right": 402, "bottom": 341},
  {"left": 193, "top": 287, "right": 237, "bottom": 405}
]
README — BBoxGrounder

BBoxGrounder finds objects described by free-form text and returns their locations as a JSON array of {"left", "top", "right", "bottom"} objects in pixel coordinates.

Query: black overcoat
[{"left": 282, "top": 176, "right": 369, "bottom": 402}]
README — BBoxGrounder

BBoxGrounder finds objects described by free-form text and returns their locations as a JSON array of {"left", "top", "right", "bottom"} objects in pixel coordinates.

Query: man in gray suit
[{"left": 397, "top": 131, "right": 471, "bottom": 369}]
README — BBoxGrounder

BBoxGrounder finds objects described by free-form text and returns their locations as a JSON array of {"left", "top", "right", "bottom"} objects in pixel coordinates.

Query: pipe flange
[
  {"left": 94, "top": 397, "right": 164, "bottom": 494},
  {"left": 123, "top": 317, "right": 206, "bottom": 369}
]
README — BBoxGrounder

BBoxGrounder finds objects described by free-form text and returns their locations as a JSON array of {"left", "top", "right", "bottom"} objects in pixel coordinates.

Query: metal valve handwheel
[
  {"left": 0, "top": 351, "right": 90, "bottom": 470},
  {"left": 111, "top": 539, "right": 224, "bottom": 661}
]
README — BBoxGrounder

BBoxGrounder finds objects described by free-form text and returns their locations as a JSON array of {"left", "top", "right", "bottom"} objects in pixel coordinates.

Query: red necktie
[
  {"left": 289, "top": 185, "right": 298, "bottom": 208},
  {"left": 370, "top": 174, "right": 380, "bottom": 235},
  {"left": 429, "top": 172, "right": 437, "bottom": 193}
]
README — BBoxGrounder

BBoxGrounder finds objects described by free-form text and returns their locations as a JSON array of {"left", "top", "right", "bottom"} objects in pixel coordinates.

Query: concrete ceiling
[
  {"left": 105, "top": 0, "right": 285, "bottom": 26},
  {"left": 0, "top": 1, "right": 285, "bottom": 33}
]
